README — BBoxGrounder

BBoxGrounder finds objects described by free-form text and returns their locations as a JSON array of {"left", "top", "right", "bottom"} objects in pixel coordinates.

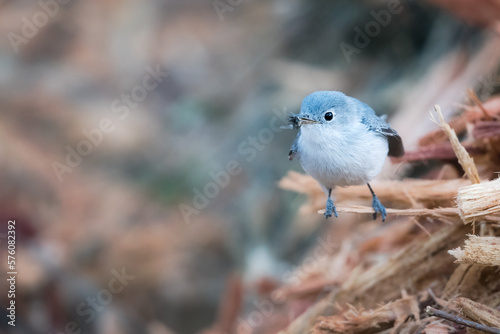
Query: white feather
[{"left": 297, "top": 121, "right": 388, "bottom": 190}]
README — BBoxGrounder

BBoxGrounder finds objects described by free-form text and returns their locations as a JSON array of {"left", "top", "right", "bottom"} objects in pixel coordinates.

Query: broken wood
[{"left": 448, "top": 234, "right": 500, "bottom": 265}]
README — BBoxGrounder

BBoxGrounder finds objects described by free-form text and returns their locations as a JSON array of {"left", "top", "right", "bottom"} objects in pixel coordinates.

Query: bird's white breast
[{"left": 297, "top": 123, "right": 388, "bottom": 189}]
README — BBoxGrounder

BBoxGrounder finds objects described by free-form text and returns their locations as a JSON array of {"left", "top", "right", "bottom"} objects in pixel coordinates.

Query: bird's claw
[
  {"left": 371, "top": 195, "right": 387, "bottom": 222},
  {"left": 325, "top": 198, "right": 338, "bottom": 219}
]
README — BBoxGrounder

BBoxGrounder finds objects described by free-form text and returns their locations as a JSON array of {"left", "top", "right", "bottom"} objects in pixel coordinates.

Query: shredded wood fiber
[
  {"left": 449, "top": 234, "right": 500, "bottom": 265},
  {"left": 456, "top": 178, "right": 500, "bottom": 224},
  {"left": 312, "top": 295, "right": 419, "bottom": 334}
]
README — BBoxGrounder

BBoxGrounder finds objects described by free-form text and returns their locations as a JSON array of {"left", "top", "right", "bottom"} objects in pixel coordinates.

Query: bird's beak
[{"left": 298, "top": 116, "right": 318, "bottom": 125}]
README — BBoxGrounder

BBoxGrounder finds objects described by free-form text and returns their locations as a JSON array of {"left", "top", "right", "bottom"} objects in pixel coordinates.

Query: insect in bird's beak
[
  {"left": 283, "top": 114, "right": 319, "bottom": 130},
  {"left": 298, "top": 116, "right": 319, "bottom": 125}
]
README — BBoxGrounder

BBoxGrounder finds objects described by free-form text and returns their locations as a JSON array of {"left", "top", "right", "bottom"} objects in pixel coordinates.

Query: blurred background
[{"left": 0, "top": 0, "right": 499, "bottom": 333}]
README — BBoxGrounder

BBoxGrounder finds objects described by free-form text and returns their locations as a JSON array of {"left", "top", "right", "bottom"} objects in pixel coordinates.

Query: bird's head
[{"left": 291, "top": 91, "right": 353, "bottom": 128}]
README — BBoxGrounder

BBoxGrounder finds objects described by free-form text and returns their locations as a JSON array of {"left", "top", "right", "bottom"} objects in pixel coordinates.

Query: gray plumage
[{"left": 287, "top": 91, "right": 404, "bottom": 221}]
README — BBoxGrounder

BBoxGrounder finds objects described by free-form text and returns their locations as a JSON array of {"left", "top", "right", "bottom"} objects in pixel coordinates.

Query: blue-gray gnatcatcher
[{"left": 287, "top": 91, "right": 404, "bottom": 221}]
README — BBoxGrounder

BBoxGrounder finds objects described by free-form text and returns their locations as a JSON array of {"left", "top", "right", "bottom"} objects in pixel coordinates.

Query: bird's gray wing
[{"left": 361, "top": 113, "right": 405, "bottom": 158}]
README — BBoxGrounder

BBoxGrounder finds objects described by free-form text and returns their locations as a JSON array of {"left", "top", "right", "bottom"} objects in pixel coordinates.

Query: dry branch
[
  {"left": 318, "top": 205, "right": 459, "bottom": 219},
  {"left": 430, "top": 105, "right": 481, "bottom": 184},
  {"left": 474, "top": 120, "right": 500, "bottom": 139},
  {"left": 418, "top": 96, "right": 500, "bottom": 147},
  {"left": 395, "top": 142, "right": 487, "bottom": 163},
  {"left": 426, "top": 306, "right": 500, "bottom": 334},
  {"left": 280, "top": 171, "right": 470, "bottom": 213},
  {"left": 452, "top": 297, "right": 500, "bottom": 329}
]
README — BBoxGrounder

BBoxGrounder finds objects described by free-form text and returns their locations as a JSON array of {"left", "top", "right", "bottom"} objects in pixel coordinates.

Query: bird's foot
[
  {"left": 371, "top": 195, "right": 387, "bottom": 222},
  {"left": 325, "top": 197, "right": 338, "bottom": 219}
]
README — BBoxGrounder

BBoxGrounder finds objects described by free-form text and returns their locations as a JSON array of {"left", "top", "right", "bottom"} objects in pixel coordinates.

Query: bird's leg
[
  {"left": 367, "top": 183, "right": 387, "bottom": 222},
  {"left": 325, "top": 188, "right": 338, "bottom": 219}
]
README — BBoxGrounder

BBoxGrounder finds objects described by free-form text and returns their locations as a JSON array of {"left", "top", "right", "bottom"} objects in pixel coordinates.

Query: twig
[
  {"left": 468, "top": 89, "right": 496, "bottom": 120},
  {"left": 430, "top": 105, "right": 481, "bottom": 184},
  {"left": 426, "top": 306, "right": 500, "bottom": 334},
  {"left": 452, "top": 297, "right": 500, "bottom": 328},
  {"left": 318, "top": 205, "right": 459, "bottom": 218}
]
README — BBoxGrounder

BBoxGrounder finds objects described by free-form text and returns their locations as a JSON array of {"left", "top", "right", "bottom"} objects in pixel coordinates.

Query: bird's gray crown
[
  {"left": 301, "top": 91, "right": 347, "bottom": 113},
  {"left": 298, "top": 91, "right": 352, "bottom": 124}
]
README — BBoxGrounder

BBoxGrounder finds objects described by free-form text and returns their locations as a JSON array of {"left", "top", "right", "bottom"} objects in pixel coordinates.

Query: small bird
[{"left": 287, "top": 91, "right": 404, "bottom": 221}]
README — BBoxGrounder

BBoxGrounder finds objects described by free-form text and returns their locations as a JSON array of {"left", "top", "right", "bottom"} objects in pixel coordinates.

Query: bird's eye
[{"left": 324, "top": 112, "right": 334, "bottom": 121}]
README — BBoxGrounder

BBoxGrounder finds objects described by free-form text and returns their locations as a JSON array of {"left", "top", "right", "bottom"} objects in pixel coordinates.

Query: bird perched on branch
[{"left": 287, "top": 91, "right": 404, "bottom": 221}]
